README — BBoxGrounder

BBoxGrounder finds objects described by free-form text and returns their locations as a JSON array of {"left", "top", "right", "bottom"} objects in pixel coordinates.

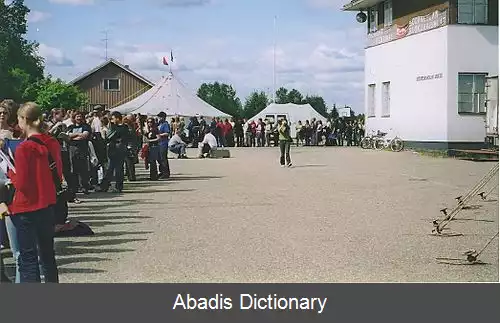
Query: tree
[
  {"left": 0, "top": 0, "right": 44, "bottom": 101},
  {"left": 329, "top": 104, "right": 339, "bottom": 120},
  {"left": 197, "top": 82, "right": 242, "bottom": 118},
  {"left": 243, "top": 91, "right": 268, "bottom": 119},
  {"left": 27, "top": 77, "right": 89, "bottom": 113},
  {"left": 303, "top": 95, "right": 328, "bottom": 117},
  {"left": 275, "top": 87, "right": 288, "bottom": 104},
  {"left": 287, "top": 89, "right": 303, "bottom": 104}
]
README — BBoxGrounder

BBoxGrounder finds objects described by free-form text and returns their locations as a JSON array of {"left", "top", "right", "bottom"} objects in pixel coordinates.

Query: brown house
[{"left": 70, "top": 58, "right": 154, "bottom": 111}]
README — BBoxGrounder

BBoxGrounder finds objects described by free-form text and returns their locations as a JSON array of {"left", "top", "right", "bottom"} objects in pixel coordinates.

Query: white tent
[
  {"left": 249, "top": 103, "right": 327, "bottom": 137},
  {"left": 112, "top": 73, "right": 231, "bottom": 118}
]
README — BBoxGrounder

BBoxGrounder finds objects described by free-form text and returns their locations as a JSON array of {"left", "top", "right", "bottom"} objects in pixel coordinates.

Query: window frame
[
  {"left": 457, "top": 73, "right": 488, "bottom": 115},
  {"left": 368, "top": 5, "right": 378, "bottom": 33},
  {"left": 457, "top": 0, "right": 489, "bottom": 25},
  {"left": 383, "top": 0, "right": 393, "bottom": 27},
  {"left": 103, "top": 78, "right": 121, "bottom": 92},
  {"left": 367, "top": 83, "right": 376, "bottom": 118},
  {"left": 381, "top": 81, "right": 391, "bottom": 118}
]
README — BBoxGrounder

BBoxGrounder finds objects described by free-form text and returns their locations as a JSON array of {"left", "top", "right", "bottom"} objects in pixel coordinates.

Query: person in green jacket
[{"left": 278, "top": 118, "right": 292, "bottom": 167}]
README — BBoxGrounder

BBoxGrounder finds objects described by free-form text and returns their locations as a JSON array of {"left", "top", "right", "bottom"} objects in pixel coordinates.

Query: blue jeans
[
  {"left": 101, "top": 149, "right": 126, "bottom": 191},
  {"left": 5, "top": 216, "right": 20, "bottom": 283},
  {"left": 169, "top": 143, "right": 186, "bottom": 157},
  {"left": 10, "top": 207, "right": 59, "bottom": 283}
]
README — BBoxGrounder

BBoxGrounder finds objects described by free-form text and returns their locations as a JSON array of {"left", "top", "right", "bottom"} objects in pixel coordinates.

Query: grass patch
[{"left": 408, "top": 148, "right": 449, "bottom": 158}]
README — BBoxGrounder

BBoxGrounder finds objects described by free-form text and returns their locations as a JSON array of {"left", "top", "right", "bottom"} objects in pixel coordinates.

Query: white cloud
[
  {"left": 27, "top": 11, "right": 52, "bottom": 23},
  {"left": 73, "top": 26, "right": 365, "bottom": 110},
  {"left": 48, "top": 0, "right": 95, "bottom": 5},
  {"left": 308, "top": 0, "right": 348, "bottom": 9},
  {"left": 38, "top": 44, "right": 74, "bottom": 67}
]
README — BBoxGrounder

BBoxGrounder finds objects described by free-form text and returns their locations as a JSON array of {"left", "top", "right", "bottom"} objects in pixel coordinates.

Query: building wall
[
  {"left": 364, "top": 26, "right": 449, "bottom": 142},
  {"left": 446, "top": 25, "right": 499, "bottom": 142},
  {"left": 74, "top": 63, "right": 152, "bottom": 111}
]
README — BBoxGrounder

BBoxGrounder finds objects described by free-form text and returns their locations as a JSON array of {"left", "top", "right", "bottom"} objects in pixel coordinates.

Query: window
[
  {"left": 383, "top": 1, "right": 393, "bottom": 27},
  {"left": 458, "top": 0, "right": 488, "bottom": 24},
  {"left": 381, "top": 82, "right": 390, "bottom": 117},
  {"left": 103, "top": 78, "right": 120, "bottom": 91},
  {"left": 458, "top": 73, "right": 487, "bottom": 114},
  {"left": 367, "top": 84, "right": 376, "bottom": 117},
  {"left": 368, "top": 6, "right": 378, "bottom": 33}
]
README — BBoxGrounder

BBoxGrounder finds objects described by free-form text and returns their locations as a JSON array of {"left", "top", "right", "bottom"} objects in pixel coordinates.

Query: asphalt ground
[{"left": 2, "top": 147, "right": 498, "bottom": 282}]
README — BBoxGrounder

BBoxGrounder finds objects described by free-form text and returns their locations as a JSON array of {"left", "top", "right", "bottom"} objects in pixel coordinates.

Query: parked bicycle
[
  {"left": 373, "top": 129, "right": 404, "bottom": 152},
  {"left": 360, "top": 130, "right": 380, "bottom": 149}
]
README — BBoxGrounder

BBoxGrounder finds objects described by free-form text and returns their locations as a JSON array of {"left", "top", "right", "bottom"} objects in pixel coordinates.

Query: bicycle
[
  {"left": 360, "top": 130, "right": 379, "bottom": 149},
  {"left": 373, "top": 129, "right": 404, "bottom": 152}
]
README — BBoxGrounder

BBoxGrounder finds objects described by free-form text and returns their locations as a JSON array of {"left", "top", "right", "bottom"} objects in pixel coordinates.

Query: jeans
[
  {"left": 101, "top": 149, "right": 126, "bottom": 191},
  {"left": 169, "top": 143, "right": 186, "bottom": 157},
  {"left": 279, "top": 140, "right": 292, "bottom": 166},
  {"left": 159, "top": 146, "right": 171, "bottom": 178},
  {"left": 4, "top": 216, "right": 19, "bottom": 282},
  {"left": 10, "top": 207, "right": 59, "bottom": 283}
]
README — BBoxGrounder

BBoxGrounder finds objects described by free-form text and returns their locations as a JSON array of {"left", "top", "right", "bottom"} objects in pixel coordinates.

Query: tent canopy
[
  {"left": 112, "top": 73, "right": 231, "bottom": 118},
  {"left": 249, "top": 103, "right": 327, "bottom": 124},
  {"left": 249, "top": 103, "right": 327, "bottom": 138}
]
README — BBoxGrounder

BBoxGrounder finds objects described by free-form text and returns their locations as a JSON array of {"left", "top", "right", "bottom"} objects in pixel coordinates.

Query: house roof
[
  {"left": 342, "top": 0, "right": 384, "bottom": 11},
  {"left": 70, "top": 58, "right": 155, "bottom": 87}
]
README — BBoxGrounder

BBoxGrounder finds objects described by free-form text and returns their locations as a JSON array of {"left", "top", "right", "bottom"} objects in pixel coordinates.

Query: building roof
[
  {"left": 342, "top": 0, "right": 384, "bottom": 11},
  {"left": 70, "top": 58, "right": 154, "bottom": 87}
]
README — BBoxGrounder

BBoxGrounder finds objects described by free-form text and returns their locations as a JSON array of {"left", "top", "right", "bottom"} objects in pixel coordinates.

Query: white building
[{"left": 343, "top": 0, "right": 499, "bottom": 149}]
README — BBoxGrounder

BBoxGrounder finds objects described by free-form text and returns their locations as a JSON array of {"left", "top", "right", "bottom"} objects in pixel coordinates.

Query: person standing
[
  {"left": 278, "top": 119, "right": 292, "bottom": 168},
  {"left": 157, "top": 112, "right": 171, "bottom": 179},
  {"left": 67, "top": 111, "right": 91, "bottom": 195},
  {"left": 7, "top": 102, "right": 61, "bottom": 283},
  {"left": 99, "top": 111, "right": 129, "bottom": 193}
]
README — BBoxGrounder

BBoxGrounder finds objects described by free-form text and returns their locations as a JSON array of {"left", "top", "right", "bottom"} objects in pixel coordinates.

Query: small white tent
[
  {"left": 249, "top": 103, "right": 327, "bottom": 137},
  {"left": 112, "top": 73, "right": 230, "bottom": 118}
]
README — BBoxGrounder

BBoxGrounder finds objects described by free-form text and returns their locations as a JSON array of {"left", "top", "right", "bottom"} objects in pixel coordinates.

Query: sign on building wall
[
  {"left": 367, "top": 9, "right": 449, "bottom": 48},
  {"left": 416, "top": 73, "right": 443, "bottom": 81},
  {"left": 338, "top": 107, "right": 351, "bottom": 118}
]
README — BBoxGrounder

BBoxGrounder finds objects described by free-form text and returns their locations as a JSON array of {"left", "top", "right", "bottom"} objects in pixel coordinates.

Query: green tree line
[
  {"left": 1, "top": 0, "right": 88, "bottom": 112},
  {"left": 197, "top": 83, "right": 362, "bottom": 122}
]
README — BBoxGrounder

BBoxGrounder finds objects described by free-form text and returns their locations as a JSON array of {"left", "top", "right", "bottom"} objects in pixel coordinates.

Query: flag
[
  {"left": 162, "top": 56, "right": 169, "bottom": 65},
  {"left": 170, "top": 50, "right": 174, "bottom": 62}
]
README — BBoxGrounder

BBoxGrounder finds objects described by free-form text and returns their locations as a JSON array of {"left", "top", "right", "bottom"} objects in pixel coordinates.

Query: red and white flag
[{"left": 162, "top": 56, "right": 169, "bottom": 65}]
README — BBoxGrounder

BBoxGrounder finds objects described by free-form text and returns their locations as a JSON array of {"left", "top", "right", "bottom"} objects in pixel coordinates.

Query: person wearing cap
[{"left": 157, "top": 112, "right": 171, "bottom": 178}]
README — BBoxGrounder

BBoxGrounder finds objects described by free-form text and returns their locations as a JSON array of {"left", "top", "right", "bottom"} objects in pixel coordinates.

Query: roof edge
[{"left": 70, "top": 58, "right": 155, "bottom": 87}]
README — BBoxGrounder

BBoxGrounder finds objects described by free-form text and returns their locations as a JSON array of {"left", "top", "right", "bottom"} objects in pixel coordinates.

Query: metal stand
[
  {"left": 432, "top": 163, "right": 499, "bottom": 235},
  {"left": 436, "top": 232, "right": 499, "bottom": 265}
]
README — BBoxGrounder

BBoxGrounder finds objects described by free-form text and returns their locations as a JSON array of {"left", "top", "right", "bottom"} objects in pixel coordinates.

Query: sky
[{"left": 7, "top": 0, "right": 367, "bottom": 111}]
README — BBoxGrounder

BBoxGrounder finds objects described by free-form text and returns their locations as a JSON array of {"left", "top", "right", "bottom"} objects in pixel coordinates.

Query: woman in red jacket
[{"left": 7, "top": 102, "right": 61, "bottom": 283}]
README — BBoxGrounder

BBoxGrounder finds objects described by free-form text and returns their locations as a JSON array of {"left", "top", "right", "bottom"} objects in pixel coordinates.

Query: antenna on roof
[{"left": 101, "top": 30, "right": 110, "bottom": 61}]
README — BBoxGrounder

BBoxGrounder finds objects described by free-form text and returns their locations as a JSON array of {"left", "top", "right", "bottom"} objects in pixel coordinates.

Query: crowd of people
[
  {"left": 182, "top": 116, "right": 366, "bottom": 149},
  {"left": 0, "top": 97, "right": 365, "bottom": 283}
]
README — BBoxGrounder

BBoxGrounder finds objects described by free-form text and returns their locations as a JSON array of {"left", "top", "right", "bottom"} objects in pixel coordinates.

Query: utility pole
[{"left": 273, "top": 15, "right": 277, "bottom": 103}]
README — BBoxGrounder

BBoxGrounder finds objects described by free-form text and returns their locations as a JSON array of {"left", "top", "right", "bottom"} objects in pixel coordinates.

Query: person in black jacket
[{"left": 99, "top": 111, "right": 130, "bottom": 193}]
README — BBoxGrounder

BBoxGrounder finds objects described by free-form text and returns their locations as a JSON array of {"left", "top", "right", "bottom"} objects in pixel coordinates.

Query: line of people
[{"left": 181, "top": 116, "right": 366, "bottom": 149}]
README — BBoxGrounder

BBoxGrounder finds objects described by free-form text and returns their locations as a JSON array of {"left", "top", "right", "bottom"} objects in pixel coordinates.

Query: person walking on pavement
[{"left": 278, "top": 118, "right": 292, "bottom": 168}]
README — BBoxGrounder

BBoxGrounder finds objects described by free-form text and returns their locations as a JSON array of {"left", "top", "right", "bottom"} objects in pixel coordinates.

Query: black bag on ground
[{"left": 55, "top": 220, "right": 94, "bottom": 237}]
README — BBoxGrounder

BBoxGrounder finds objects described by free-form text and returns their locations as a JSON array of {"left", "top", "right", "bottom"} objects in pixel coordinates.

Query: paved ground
[{"left": 5, "top": 147, "right": 498, "bottom": 282}]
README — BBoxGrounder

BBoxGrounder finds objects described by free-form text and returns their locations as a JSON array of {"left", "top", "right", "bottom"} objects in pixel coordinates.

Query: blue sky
[{"left": 10, "top": 0, "right": 366, "bottom": 111}]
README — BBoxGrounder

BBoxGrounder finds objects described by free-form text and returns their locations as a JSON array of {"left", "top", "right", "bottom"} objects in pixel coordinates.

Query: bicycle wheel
[
  {"left": 374, "top": 138, "right": 385, "bottom": 150},
  {"left": 360, "top": 137, "right": 372, "bottom": 149},
  {"left": 390, "top": 138, "right": 404, "bottom": 152}
]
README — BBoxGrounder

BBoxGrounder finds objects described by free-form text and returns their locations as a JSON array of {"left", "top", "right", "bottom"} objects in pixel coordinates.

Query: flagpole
[{"left": 273, "top": 15, "right": 277, "bottom": 103}]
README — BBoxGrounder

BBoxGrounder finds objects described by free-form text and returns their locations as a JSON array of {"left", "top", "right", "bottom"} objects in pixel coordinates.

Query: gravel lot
[{"left": 6, "top": 147, "right": 497, "bottom": 282}]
